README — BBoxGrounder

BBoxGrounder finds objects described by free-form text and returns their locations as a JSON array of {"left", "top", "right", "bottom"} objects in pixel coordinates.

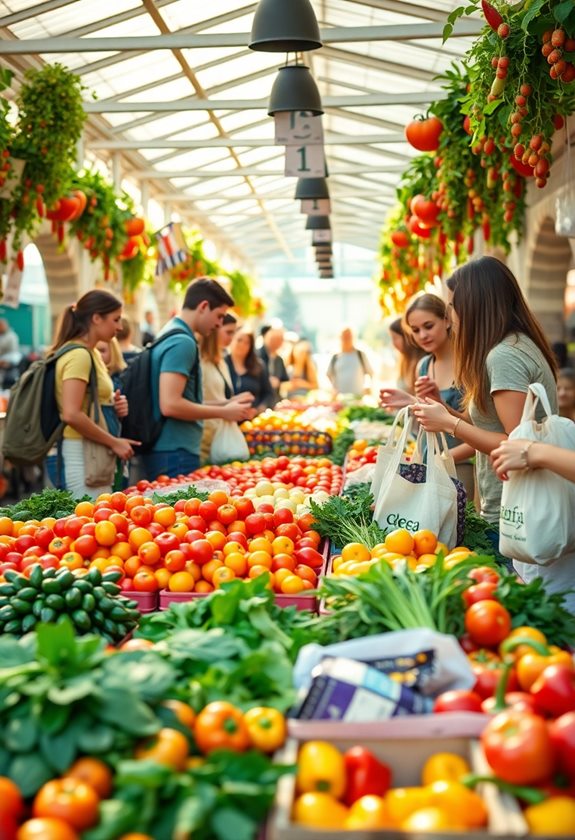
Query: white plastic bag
[
  {"left": 499, "top": 383, "right": 575, "bottom": 565},
  {"left": 373, "top": 407, "right": 459, "bottom": 547},
  {"left": 370, "top": 406, "right": 413, "bottom": 497},
  {"left": 210, "top": 421, "right": 249, "bottom": 464}
]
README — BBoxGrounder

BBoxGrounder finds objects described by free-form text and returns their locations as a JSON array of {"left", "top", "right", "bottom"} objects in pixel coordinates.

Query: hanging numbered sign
[
  {"left": 274, "top": 112, "right": 323, "bottom": 145},
  {"left": 301, "top": 198, "right": 331, "bottom": 215},
  {"left": 285, "top": 143, "right": 325, "bottom": 177}
]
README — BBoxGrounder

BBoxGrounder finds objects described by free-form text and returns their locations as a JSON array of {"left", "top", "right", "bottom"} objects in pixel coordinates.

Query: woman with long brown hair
[
  {"left": 286, "top": 338, "right": 318, "bottom": 398},
  {"left": 412, "top": 256, "right": 557, "bottom": 527},
  {"left": 199, "top": 312, "right": 241, "bottom": 463},
  {"left": 388, "top": 317, "right": 424, "bottom": 392},
  {"left": 53, "top": 290, "right": 138, "bottom": 498},
  {"left": 225, "top": 328, "right": 274, "bottom": 411}
]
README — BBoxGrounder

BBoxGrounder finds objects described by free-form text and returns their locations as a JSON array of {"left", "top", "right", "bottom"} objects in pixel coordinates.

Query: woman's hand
[
  {"left": 411, "top": 398, "right": 454, "bottom": 433},
  {"left": 415, "top": 376, "right": 442, "bottom": 402},
  {"left": 491, "top": 439, "right": 532, "bottom": 480},
  {"left": 232, "top": 391, "right": 253, "bottom": 403},
  {"left": 111, "top": 437, "right": 139, "bottom": 460},
  {"left": 379, "top": 387, "right": 416, "bottom": 411},
  {"left": 113, "top": 389, "right": 129, "bottom": 418},
  {"left": 222, "top": 401, "right": 253, "bottom": 422}
]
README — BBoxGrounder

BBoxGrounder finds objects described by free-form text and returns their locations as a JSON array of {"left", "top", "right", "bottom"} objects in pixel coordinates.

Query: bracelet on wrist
[
  {"left": 520, "top": 440, "right": 535, "bottom": 468},
  {"left": 452, "top": 417, "right": 462, "bottom": 436}
]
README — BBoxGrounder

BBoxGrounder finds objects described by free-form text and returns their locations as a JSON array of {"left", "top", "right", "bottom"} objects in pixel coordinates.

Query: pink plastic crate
[{"left": 122, "top": 590, "right": 159, "bottom": 614}]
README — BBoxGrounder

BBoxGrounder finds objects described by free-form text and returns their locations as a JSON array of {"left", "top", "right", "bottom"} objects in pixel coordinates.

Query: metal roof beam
[
  {"left": 54, "top": 0, "right": 179, "bottom": 38},
  {"left": 0, "top": 21, "right": 484, "bottom": 53},
  {"left": 134, "top": 164, "right": 407, "bottom": 178},
  {"left": 343, "top": 0, "right": 447, "bottom": 22},
  {"left": 157, "top": 190, "right": 395, "bottom": 200},
  {"left": 88, "top": 132, "right": 405, "bottom": 149},
  {"left": 0, "top": 0, "right": 78, "bottom": 27},
  {"left": 318, "top": 45, "right": 436, "bottom": 81},
  {"left": 84, "top": 90, "right": 445, "bottom": 112}
]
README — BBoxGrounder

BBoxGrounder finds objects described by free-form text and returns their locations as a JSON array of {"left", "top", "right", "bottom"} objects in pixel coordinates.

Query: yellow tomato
[
  {"left": 428, "top": 780, "right": 488, "bottom": 828},
  {"left": 400, "top": 806, "right": 465, "bottom": 831},
  {"left": 524, "top": 797, "right": 575, "bottom": 835},
  {"left": 344, "top": 795, "right": 393, "bottom": 829},
  {"left": 296, "top": 741, "right": 346, "bottom": 799},
  {"left": 292, "top": 792, "right": 349, "bottom": 829},
  {"left": 421, "top": 753, "right": 471, "bottom": 786},
  {"left": 385, "top": 787, "right": 433, "bottom": 824}
]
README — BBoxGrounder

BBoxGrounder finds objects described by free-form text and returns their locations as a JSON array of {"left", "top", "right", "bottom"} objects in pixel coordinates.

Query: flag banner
[{"left": 154, "top": 222, "right": 188, "bottom": 276}]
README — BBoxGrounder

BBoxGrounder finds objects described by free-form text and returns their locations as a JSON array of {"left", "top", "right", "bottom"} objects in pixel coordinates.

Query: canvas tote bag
[
  {"left": 373, "top": 407, "right": 459, "bottom": 547},
  {"left": 499, "top": 383, "right": 575, "bottom": 565}
]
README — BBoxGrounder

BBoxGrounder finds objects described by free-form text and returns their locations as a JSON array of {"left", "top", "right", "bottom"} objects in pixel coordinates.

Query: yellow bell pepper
[{"left": 296, "top": 740, "right": 346, "bottom": 799}]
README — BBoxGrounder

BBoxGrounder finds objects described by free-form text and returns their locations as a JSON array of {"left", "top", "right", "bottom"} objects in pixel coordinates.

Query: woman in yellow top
[{"left": 53, "top": 290, "right": 137, "bottom": 498}]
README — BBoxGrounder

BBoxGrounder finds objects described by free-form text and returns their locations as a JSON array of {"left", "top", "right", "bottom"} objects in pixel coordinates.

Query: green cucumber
[{"left": 11, "top": 599, "right": 32, "bottom": 615}]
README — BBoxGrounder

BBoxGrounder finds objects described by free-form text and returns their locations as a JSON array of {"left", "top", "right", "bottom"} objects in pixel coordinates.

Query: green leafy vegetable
[
  {"left": 338, "top": 405, "right": 393, "bottom": 424},
  {"left": 309, "top": 484, "right": 386, "bottom": 549},
  {"left": 329, "top": 427, "right": 355, "bottom": 465},
  {"left": 151, "top": 485, "right": 209, "bottom": 505},
  {"left": 496, "top": 574, "right": 575, "bottom": 649},
  {"left": 0, "top": 488, "right": 89, "bottom": 521}
]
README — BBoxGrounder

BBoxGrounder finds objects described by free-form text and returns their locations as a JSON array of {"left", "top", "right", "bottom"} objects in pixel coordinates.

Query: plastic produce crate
[
  {"left": 243, "top": 428, "right": 332, "bottom": 458},
  {"left": 121, "top": 590, "right": 159, "bottom": 614},
  {"left": 268, "top": 715, "right": 526, "bottom": 840}
]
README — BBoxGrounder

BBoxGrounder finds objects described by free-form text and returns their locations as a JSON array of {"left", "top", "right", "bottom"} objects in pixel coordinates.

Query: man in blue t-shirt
[{"left": 141, "top": 278, "right": 253, "bottom": 480}]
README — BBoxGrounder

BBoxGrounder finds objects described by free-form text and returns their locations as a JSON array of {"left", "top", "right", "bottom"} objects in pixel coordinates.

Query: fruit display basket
[
  {"left": 121, "top": 590, "right": 159, "bottom": 614},
  {"left": 243, "top": 428, "right": 333, "bottom": 458}
]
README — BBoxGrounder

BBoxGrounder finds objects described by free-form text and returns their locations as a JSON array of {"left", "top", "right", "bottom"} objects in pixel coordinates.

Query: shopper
[
  {"left": 381, "top": 295, "right": 475, "bottom": 494},
  {"left": 388, "top": 317, "right": 424, "bottom": 392},
  {"left": 141, "top": 309, "right": 156, "bottom": 346},
  {"left": 96, "top": 337, "right": 127, "bottom": 392},
  {"left": 53, "top": 290, "right": 135, "bottom": 498},
  {"left": 327, "top": 327, "right": 373, "bottom": 397},
  {"left": 557, "top": 368, "right": 575, "bottom": 421},
  {"left": 412, "top": 256, "right": 557, "bottom": 529},
  {"left": 200, "top": 312, "right": 249, "bottom": 463},
  {"left": 226, "top": 328, "right": 273, "bottom": 412},
  {"left": 116, "top": 317, "right": 141, "bottom": 365},
  {"left": 258, "top": 324, "right": 289, "bottom": 405},
  {"left": 141, "top": 277, "right": 253, "bottom": 481},
  {"left": 286, "top": 338, "right": 318, "bottom": 398}
]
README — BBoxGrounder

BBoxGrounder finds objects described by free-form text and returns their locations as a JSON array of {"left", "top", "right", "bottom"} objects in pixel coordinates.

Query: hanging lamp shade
[
  {"left": 249, "top": 0, "right": 322, "bottom": 52},
  {"left": 306, "top": 215, "right": 330, "bottom": 230},
  {"left": 319, "top": 270, "right": 334, "bottom": 278},
  {"left": 295, "top": 177, "right": 329, "bottom": 201},
  {"left": 268, "top": 65, "right": 323, "bottom": 116}
]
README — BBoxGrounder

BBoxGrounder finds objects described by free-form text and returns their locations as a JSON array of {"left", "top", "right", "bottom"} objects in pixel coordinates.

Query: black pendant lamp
[
  {"left": 295, "top": 177, "right": 329, "bottom": 201},
  {"left": 249, "top": 0, "right": 322, "bottom": 52},
  {"left": 306, "top": 215, "right": 330, "bottom": 230},
  {"left": 268, "top": 65, "right": 323, "bottom": 116},
  {"left": 314, "top": 243, "right": 332, "bottom": 253},
  {"left": 319, "top": 270, "right": 334, "bottom": 278}
]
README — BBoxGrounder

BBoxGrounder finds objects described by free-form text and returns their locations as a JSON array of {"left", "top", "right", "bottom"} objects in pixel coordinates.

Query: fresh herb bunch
[
  {"left": 0, "top": 488, "right": 87, "bottom": 521},
  {"left": 496, "top": 574, "right": 575, "bottom": 649},
  {"left": 150, "top": 485, "right": 209, "bottom": 505},
  {"left": 462, "top": 502, "right": 508, "bottom": 564},
  {"left": 339, "top": 406, "right": 393, "bottom": 424},
  {"left": 329, "top": 427, "right": 355, "bottom": 465},
  {"left": 315, "top": 554, "right": 497, "bottom": 643},
  {"left": 309, "top": 484, "right": 386, "bottom": 549}
]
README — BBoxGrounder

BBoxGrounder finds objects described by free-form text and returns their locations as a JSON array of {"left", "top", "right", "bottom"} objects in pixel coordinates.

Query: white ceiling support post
[{"left": 112, "top": 153, "right": 122, "bottom": 190}]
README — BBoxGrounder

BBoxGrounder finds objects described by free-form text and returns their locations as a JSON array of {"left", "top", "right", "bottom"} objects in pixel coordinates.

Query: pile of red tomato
[{"left": 130, "top": 455, "right": 343, "bottom": 498}]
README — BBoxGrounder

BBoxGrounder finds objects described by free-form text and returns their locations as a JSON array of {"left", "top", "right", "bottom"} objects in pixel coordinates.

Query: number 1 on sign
[{"left": 284, "top": 143, "right": 325, "bottom": 177}]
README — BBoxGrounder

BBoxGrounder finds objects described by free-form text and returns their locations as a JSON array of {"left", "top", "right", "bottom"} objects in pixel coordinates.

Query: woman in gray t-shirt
[{"left": 412, "top": 256, "right": 557, "bottom": 525}]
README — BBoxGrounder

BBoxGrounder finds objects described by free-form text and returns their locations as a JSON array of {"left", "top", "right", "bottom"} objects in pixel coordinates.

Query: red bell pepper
[
  {"left": 343, "top": 746, "right": 392, "bottom": 806},
  {"left": 481, "top": 0, "right": 503, "bottom": 30},
  {"left": 531, "top": 664, "right": 575, "bottom": 718}
]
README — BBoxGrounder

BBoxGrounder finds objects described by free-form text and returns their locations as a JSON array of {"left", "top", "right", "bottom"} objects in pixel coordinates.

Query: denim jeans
[{"left": 141, "top": 449, "right": 200, "bottom": 482}]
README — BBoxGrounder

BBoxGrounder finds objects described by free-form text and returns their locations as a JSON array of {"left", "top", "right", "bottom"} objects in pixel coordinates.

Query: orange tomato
[
  {"left": 32, "top": 778, "right": 100, "bottom": 830},
  {"left": 413, "top": 529, "right": 438, "bottom": 556},
  {"left": 202, "top": 558, "right": 224, "bottom": 582},
  {"left": 153, "top": 506, "right": 176, "bottom": 528},
  {"left": 17, "top": 818, "right": 80, "bottom": 840},
  {"left": 223, "top": 541, "right": 245, "bottom": 556},
  {"left": 137, "top": 541, "right": 161, "bottom": 566},
  {"left": 74, "top": 501, "right": 94, "bottom": 518},
  {"left": 161, "top": 699, "right": 196, "bottom": 730},
  {"left": 224, "top": 552, "right": 248, "bottom": 576},
  {"left": 384, "top": 529, "right": 414, "bottom": 556},
  {"left": 272, "top": 536, "right": 295, "bottom": 556},
  {"left": 94, "top": 521, "right": 117, "bottom": 547},
  {"left": 248, "top": 536, "right": 272, "bottom": 554},
  {"left": 0, "top": 775, "right": 24, "bottom": 818},
  {"left": 0, "top": 516, "right": 13, "bottom": 536},
  {"left": 205, "top": 530, "right": 227, "bottom": 551},
  {"left": 341, "top": 542, "right": 371, "bottom": 563},
  {"left": 195, "top": 580, "right": 214, "bottom": 593},
  {"left": 208, "top": 489, "right": 228, "bottom": 507},
  {"left": 132, "top": 570, "right": 159, "bottom": 592},
  {"left": 280, "top": 574, "right": 305, "bottom": 594},
  {"left": 213, "top": 566, "right": 236, "bottom": 587},
  {"left": 272, "top": 553, "right": 296, "bottom": 572},
  {"left": 247, "top": 551, "right": 273, "bottom": 570},
  {"left": 248, "top": 564, "right": 271, "bottom": 579},
  {"left": 110, "top": 541, "right": 132, "bottom": 561},
  {"left": 135, "top": 728, "right": 189, "bottom": 770},
  {"left": 124, "top": 555, "right": 141, "bottom": 577},
  {"left": 129, "top": 528, "right": 153, "bottom": 550},
  {"left": 154, "top": 568, "right": 171, "bottom": 589},
  {"left": 63, "top": 757, "right": 113, "bottom": 799},
  {"left": 168, "top": 571, "right": 195, "bottom": 592}
]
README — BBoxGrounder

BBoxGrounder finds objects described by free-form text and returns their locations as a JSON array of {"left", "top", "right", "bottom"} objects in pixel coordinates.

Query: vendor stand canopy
[{"left": 0, "top": 0, "right": 480, "bottom": 273}]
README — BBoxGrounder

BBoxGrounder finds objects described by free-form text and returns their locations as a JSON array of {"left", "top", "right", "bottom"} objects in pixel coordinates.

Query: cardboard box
[{"left": 268, "top": 718, "right": 526, "bottom": 840}]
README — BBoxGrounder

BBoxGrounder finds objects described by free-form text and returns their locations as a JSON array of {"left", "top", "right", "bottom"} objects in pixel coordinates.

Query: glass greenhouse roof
[{"left": 0, "top": 0, "right": 482, "bottom": 273}]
